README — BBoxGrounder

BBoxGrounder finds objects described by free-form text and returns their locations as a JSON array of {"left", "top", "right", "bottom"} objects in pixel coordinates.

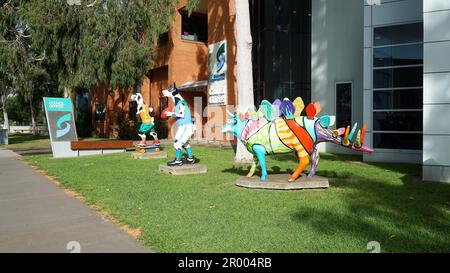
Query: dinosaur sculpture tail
[{"left": 341, "top": 123, "right": 373, "bottom": 153}]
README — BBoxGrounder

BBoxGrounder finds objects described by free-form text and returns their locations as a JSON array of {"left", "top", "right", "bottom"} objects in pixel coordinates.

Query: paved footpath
[{"left": 0, "top": 149, "right": 151, "bottom": 253}]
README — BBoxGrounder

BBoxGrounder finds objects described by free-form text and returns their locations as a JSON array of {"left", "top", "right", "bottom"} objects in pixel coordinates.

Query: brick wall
[{"left": 89, "top": 0, "right": 237, "bottom": 139}]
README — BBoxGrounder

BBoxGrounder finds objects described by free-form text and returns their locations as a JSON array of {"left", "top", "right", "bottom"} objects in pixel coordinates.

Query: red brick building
[{"left": 89, "top": 0, "right": 236, "bottom": 139}]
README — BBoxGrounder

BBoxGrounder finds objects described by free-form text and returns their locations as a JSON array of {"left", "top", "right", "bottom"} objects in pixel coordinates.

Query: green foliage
[
  {"left": 5, "top": 94, "right": 30, "bottom": 124},
  {"left": 5, "top": 133, "right": 50, "bottom": 150},
  {"left": 186, "top": 0, "right": 199, "bottom": 15},
  {"left": 0, "top": 0, "right": 28, "bottom": 94},
  {"left": 2, "top": 0, "right": 200, "bottom": 130},
  {"left": 21, "top": 0, "right": 184, "bottom": 91},
  {"left": 114, "top": 111, "right": 134, "bottom": 140},
  {"left": 1, "top": 0, "right": 61, "bottom": 129}
]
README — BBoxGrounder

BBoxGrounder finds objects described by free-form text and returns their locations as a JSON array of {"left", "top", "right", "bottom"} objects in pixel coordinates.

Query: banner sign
[
  {"left": 43, "top": 97, "right": 78, "bottom": 158},
  {"left": 208, "top": 40, "right": 227, "bottom": 105}
]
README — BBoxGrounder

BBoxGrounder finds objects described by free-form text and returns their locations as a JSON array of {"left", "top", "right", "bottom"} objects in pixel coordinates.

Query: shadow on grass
[
  {"left": 293, "top": 167, "right": 450, "bottom": 252},
  {"left": 8, "top": 133, "right": 48, "bottom": 145},
  {"left": 221, "top": 165, "right": 294, "bottom": 177},
  {"left": 222, "top": 151, "right": 449, "bottom": 251},
  {"left": 220, "top": 152, "right": 359, "bottom": 177}
]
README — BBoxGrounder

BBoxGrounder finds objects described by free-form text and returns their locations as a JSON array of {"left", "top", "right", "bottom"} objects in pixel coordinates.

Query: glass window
[
  {"left": 372, "top": 22, "right": 423, "bottom": 150},
  {"left": 336, "top": 83, "right": 352, "bottom": 129},
  {"left": 181, "top": 12, "right": 207, "bottom": 43},
  {"left": 373, "top": 111, "right": 422, "bottom": 132},
  {"left": 373, "top": 89, "right": 423, "bottom": 110},
  {"left": 373, "top": 23, "right": 423, "bottom": 46},
  {"left": 373, "top": 67, "right": 423, "bottom": 89},
  {"left": 250, "top": 0, "right": 311, "bottom": 103},
  {"left": 373, "top": 133, "right": 422, "bottom": 150},
  {"left": 374, "top": 44, "right": 423, "bottom": 67}
]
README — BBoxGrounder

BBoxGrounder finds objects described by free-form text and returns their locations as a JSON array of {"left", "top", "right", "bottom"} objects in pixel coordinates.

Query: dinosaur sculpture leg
[
  {"left": 289, "top": 152, "right": 310, "bottom": 182},
  {"left": 307, "top": 148, "right": 320, "bottom": 178},
  {"left": 247, "top": 157, "right": 258, "bottom": 177},
  {"left": 253, "top": 144, "right": 268, "bottom": 181}
]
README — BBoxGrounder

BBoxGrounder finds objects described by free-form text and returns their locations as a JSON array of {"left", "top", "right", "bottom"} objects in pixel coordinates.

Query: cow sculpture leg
[
  {"left": 247, "top": 157, "right": 258, "bottom": 178},
  {"left": 289, "top": 152, "right": 310, "bottom": 182},
  {"left": 253, "top": 144, "right": 268, "bottom": 181},
  {"left": 149, "top": 131, "right": 159, "bottom": 141}
]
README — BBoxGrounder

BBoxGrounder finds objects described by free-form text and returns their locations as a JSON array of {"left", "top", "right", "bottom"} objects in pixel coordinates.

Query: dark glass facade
[
  {"left": 336, "top": 83, "right": 352, "bottom": 129},
  {"left": 250, "top": 0, "right": 312, "bottom": 104},
  {"left": 373, "top": 23, "right": 423, "bottom": 47},
  {"left": 372, "top": 22, "right": 423, "bottom": 150}
]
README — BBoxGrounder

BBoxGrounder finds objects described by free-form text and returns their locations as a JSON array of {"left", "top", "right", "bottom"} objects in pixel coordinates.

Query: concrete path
[{"left": 0, "top": 149, "right": 151, "bottom": 253}]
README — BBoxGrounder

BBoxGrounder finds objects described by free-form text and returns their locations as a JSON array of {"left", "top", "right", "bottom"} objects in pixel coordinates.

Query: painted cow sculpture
[
  {"left": 130, "top": 93, "right": 159, "bottom": 147},
  {"left": 222, "top": 98, "right": 374, "bottom": 182}
]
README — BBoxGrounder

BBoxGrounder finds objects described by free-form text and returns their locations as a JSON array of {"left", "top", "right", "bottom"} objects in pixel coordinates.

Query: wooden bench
[{"left": 71, "top": 140, "right": 134, "bottom": 150}]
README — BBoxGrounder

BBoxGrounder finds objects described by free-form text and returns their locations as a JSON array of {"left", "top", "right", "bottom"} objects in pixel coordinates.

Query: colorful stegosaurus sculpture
[{"left": 222, "top": 98, "right": 373, "bottom": 182}]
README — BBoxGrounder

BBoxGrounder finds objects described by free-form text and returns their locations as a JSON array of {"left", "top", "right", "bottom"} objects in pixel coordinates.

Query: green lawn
[
  {"left": 2, "top": 133, "right": 116, "bottom": 151},
  {"left": 4, "top": 133, "right": 51, "bottom": 151},
  {"left": 24, "top": 146, "right": 450, "bottom": 253}
]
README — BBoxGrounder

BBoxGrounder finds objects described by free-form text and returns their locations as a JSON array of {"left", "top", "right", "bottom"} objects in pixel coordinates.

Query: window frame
[
  {"left": 373, "top": 22, "right": 423, "bottom": 47},
  {"left": 373, "top": 88, "right": 423, "bottom": 112},
  {"left": 179, "top": 9, "right": 208, "bottom": 44},
  {"left": 373, "top": 65, "right": 423, "bottom": 89},
  {"left": 373, "top": 42, "right": 423, "bottom": 68}
]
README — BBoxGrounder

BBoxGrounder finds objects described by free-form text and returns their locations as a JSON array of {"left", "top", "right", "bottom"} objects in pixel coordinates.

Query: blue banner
[{"left": 43, "top": 97, "right": 77, "bottom": 143}]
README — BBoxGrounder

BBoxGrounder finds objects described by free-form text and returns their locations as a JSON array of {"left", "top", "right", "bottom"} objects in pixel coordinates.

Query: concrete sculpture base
[
  {"left": 235, "top": 174, "right": 329, "bottom": 190},
  {"left": 159, "top": 164, "right": 207, "bottom": 175}
]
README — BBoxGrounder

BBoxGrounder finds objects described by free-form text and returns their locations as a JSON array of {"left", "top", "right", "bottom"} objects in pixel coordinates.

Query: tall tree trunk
[
  {"left": 30, "top": 100, "right": 37, "bottom": 136},
  {"left": 234, "top": 0, "right": 255, "bottom": 163},
  {"left": 1, "top": 94, "right": 9, "bottom": 131}
]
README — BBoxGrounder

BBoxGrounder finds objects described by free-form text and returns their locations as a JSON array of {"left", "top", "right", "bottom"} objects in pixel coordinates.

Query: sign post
[{"left": 43, "top": 97, "right": 78, "bottom": 158}]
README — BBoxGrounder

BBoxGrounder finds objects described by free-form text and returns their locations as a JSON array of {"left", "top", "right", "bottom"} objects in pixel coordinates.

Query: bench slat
[{"left": 71, "top": 140, "right": 134, "bottom": 150}]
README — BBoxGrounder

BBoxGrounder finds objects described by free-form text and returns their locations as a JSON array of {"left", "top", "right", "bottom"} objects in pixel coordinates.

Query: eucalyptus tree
[
  {"left": 22, "top": 0, "right": 196, "bottom": 93},
  {"left": 3, "top": 0, "right": 199, "bottom": 133},
  {"left": 0, "top": 0, "right": 34, "bottom": 130},
  {"left": 21, "top": 0, "right": 197, "bottom": 135}
]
